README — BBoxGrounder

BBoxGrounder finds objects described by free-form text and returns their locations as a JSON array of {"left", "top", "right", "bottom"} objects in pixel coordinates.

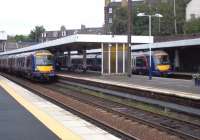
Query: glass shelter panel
[
  {"left": 125, "top": 45, "right": 128, "bottom": 73},
  {"left": 103, "top": 45, "right": 109, "bottom": 73},
  {"left": 117, "top": 44, "right": 124, "bottom": 73},
  {"left": 111, "top": 45, "right": 116, "bottom": 73}
]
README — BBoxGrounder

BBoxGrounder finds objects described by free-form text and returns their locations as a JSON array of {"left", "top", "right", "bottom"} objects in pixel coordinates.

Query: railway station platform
[
  {"left": 0, "top": 81, "right": 59, "bottom": 139},
  {"left": 0, "top": 75, "right": 120, "bottom": 140},
  {"left": 58, "top": 72, "right": 200, "bottom": 100}
]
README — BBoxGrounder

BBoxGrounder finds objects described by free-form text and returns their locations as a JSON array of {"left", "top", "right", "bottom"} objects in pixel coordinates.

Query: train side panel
[{"left": 0, "top": 50, "right": 56, "bottom": 81}]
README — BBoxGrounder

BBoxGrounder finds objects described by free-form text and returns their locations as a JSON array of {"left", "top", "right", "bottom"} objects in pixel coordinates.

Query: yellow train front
[
  {"left": 31, "top": 50, "right": 56, "bottom": 81},
  {"left": 132, "top": 51, "right": 172, "bottom": 76}
]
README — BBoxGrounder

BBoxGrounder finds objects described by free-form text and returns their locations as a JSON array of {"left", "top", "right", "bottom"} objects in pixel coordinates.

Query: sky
[{"left": 0, "top": 0, "right": 110, "bottom": 35}]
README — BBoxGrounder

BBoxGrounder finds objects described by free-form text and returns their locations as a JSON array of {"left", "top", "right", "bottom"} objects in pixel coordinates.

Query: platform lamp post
[
  {"left": 127, "top": 0, "right": 144, "bottom": 78},
  {"left": 137, "top": 13, "right": 163, "bottom": 80}
]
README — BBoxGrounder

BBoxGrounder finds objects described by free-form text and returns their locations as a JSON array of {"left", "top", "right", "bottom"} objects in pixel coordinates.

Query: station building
[
  {"left": 40, "top": 25, "right": 103, "bottom": 42},
  {"left": 186, "top": 0, "right": 200, "bottom": 21},
  {"left": 104, "top": 0, "right": 170, "bottom": 34}
]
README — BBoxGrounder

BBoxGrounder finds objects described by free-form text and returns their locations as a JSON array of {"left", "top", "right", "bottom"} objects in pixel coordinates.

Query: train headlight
[
  {"left": 35, "top": 67, "right": 39, "bottom": 72},
  {"left": 155, "top": 65, "right": 159, "bottom": 70}
]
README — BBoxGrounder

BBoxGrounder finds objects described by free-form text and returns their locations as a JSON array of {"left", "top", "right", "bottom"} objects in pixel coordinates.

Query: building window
[
  {"left": 190, "top": 14, "right": 196, "bottom": 19},
  {"left": 109, "top": 8, "right": 112, "bottom": 14},
  {"left": 109, "top": 18, "right": 112, "bottom": 24}
]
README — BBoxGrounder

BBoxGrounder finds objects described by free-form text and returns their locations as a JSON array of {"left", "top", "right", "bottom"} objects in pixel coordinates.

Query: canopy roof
[{"left": 0, "top": 34, "right": 153, "bottom": 56}]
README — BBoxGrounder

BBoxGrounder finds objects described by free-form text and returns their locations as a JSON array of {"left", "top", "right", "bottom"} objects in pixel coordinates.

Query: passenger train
[
  {"left": 132, "top": 51, "right": 172, "bottom": 76},
  {"left": 0, "top": 50, "right": 56, "bottom": 81},
  {"left": 70, "top": 54, "right": 101, "bottom": 71},
  {"left": 61, "top": 50, "right": 172, "bottom": 76}
]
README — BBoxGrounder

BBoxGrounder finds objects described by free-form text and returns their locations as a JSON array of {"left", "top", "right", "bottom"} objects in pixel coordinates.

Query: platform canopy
[
  {"left": 132, "top": 38, "right": 200, "bottom": 51},
  {"left": 0, "top": 34, "right": 153, "bottom": 56}
]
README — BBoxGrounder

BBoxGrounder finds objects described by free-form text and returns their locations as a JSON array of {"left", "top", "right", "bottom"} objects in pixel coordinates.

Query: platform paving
[
  {"left": 0, "top": 86, "right": 59, "bottom": 140},
  {"left": 0, "top": 75, "right": 121, "bottom": 140},
  {"left": 58, "top": 72, "right": 200, "bottom": 97}
]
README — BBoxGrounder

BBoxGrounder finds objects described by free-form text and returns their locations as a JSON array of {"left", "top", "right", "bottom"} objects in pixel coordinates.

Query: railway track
[
  {"left": 58, "top": 74, "right": 200, "bottom": 114},
  {"left": 1, "top": 73, "right": 200, "bottom": 140},
  {"left": 49, "top": 82, "right": 200, "bottom": 140}
]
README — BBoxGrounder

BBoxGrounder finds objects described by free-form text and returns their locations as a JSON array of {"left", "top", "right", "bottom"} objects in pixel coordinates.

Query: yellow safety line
[{"left": 0, "top": 79, "right": 82, "bottom": 140}]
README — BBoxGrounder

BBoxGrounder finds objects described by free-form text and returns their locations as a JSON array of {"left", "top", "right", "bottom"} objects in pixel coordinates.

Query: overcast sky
[{"left": 0, "top": 0, "right": 115, "bottom": 35}]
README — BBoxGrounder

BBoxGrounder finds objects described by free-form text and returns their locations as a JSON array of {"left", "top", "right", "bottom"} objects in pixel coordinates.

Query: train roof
[
  {"left": 132, "top": 50, "right": 168, "bottom": 57},
  {"left": 71, "top": 54, "right": 101, "bottom": 59},
  {"left": 0, "top": 50, "right": 53, "bottom": 58}
]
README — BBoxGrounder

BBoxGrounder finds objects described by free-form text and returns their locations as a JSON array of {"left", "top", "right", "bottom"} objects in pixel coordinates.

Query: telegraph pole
[{"left": 127, "top": 0, "right": 132, "bottom": 77}]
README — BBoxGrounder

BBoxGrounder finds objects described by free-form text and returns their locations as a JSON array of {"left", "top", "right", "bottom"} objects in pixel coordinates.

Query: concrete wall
[{"left": 186, "top": 0, "right": 200, "bottom": 21}]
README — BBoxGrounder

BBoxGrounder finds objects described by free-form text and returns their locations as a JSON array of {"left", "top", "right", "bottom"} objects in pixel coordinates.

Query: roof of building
[
  {"left": 132, "top": 38, "right": 200, "bottom": 50},
  {"left": 0, "top": 34, "right": 153, "bottom": 56},
  {"left": 154, "top": 34, "right": 200, "bottom": 42}
]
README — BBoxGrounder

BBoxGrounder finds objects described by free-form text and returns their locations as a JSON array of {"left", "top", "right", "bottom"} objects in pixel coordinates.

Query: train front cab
[
  {"left": 152, "top": 54, "right": 172, "bottom": 76},
  {"left": 132, "top": 51, "right": 172, "bottom": 76},
  {"left": 32, "top": 52, "right": 56, "bottom": 81}
]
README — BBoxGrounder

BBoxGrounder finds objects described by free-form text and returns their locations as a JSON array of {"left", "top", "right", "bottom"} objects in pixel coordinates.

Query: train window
[
  {"left": 26, "top": 59, "right": 31, "bottom": 67},
  {"left": 35, "top": 55, "right": 53, "bottom": 66},
  {"left": 154, "top": 55, "right": 169, "bottom": 65},
  {"left": 87, "top": 59, "right": 94, "bottom": 65},
  {"left": 72, "top": 59, "right": 82, "bottom": 65},
  {"left": 22, "top": 58, "right": 25, "bottom": 67},
  {"left": 96, "top": 58, "right": 101, "bottom": 65},
  {"left": 136, "top": 57, "right": 146, "bottom": 67}
]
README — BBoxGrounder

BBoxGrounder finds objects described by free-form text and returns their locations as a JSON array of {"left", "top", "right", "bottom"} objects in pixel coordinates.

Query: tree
[
  {"left": 29, "top": 26, "right": 45, "bottom": 42},
  {"left": 15, "top": 35, "right": 30, "bottom": 42},
  {"left": 111, "top": 7, "right": 128, "bottom": 35},
  {"left": 185, "top": 18, "right": 200, "bottom": 34},
  {"left": 110, "top": 0, "right": 190, "bottom": 36}
]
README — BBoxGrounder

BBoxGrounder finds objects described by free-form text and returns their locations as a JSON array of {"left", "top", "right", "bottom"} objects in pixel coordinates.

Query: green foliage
[
  {"left": 15, "top": 35, "right": 30, "bottom": 42},
  {"left": 29, "top": 26, "right": 45, "bottom": 42},
  {"left": 111, "top": 7, "right": 128, "bottom": 34},
  {"left": 7, "top": 36, "right": 16, "bottom": 42},
  {"left": 185, "top": 18, "right": 200, "bottom": 34},
  {"left": 111, "top": 0, "right": 189, "bottom": 36}
]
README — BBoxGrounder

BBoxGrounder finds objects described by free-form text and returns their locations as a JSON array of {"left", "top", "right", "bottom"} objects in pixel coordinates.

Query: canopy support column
[
  {"left": 116, "top": 43, "right": 118, "bottom": 74},
  {"left": 174, "top": 49, "right": 180, "bottom": 71},
  {"left": 101, "top": 43, "right": 104, "bottom": 75},
  {"left": 83, "top": 48, "right": 87, "bottom": 71},
  {"left": 67, "top": 50, "right": 71, "bottom": 69}
]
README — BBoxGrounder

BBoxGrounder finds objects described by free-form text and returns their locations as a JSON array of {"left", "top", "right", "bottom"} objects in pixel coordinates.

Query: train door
[{"left": 26, "top": 56, "right": 32, "bottom": 77}]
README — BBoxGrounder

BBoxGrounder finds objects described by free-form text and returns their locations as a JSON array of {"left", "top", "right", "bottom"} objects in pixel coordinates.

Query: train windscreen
[
  {"left": 154, "top": 55, "right": 169, "bottom": 65},
  {"left": 35, "top": 55, "right": 54, "bottom": 66}
]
